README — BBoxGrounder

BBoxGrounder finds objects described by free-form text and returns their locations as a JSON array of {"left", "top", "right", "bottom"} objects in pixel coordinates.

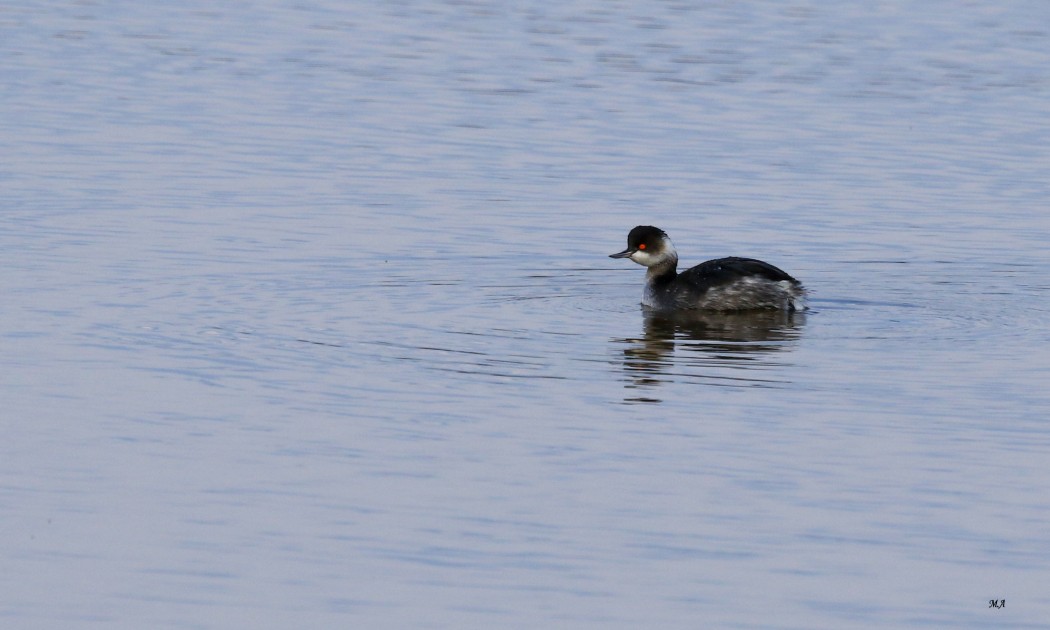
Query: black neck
[{"left": 647, "top": 261, "right": 678, "bottom": 285}]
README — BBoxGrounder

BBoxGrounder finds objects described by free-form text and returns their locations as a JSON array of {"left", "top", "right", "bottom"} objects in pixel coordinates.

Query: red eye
[{"left": 638, "top": 243, "right": 647, "bottom": 250}]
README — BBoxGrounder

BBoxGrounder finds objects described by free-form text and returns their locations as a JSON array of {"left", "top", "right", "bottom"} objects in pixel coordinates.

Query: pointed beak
[{"left": 609, "top": 248, "right": 634, "bottom": 259}]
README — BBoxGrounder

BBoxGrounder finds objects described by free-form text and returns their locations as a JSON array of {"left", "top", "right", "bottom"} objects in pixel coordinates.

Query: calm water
[{"left": 3, "top": 1, "right": 1049, "bottom": 628}]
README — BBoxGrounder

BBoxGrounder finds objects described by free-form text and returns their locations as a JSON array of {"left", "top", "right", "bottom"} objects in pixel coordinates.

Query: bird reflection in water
[{"left": 615, "top": 309, "right": 806, "bottom": 404}]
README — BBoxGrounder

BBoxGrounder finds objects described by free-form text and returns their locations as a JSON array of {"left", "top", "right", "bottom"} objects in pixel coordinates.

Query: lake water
[{"left": 3, "top": 1, "right": 1049, "bottom": 628}]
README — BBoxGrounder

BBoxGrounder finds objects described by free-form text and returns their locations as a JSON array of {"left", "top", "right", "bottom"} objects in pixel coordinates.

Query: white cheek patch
[{"left": 630, "top": 250, "right": 653, "bottom": 265}]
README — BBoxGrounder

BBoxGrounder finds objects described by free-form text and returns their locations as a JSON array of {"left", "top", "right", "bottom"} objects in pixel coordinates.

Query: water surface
[{"left": 2, "top": 1, "right": 1049, "bottom": 628}]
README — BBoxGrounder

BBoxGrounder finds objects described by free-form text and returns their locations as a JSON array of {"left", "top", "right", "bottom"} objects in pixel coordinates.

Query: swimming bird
[{"left": 610, "top": 225, "right": 805, "bottom": 311}]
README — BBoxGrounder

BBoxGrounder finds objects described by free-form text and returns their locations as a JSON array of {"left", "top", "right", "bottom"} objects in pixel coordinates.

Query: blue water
[{"left": 3, "top": 2, "right": 1049, "bottom": 628}]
